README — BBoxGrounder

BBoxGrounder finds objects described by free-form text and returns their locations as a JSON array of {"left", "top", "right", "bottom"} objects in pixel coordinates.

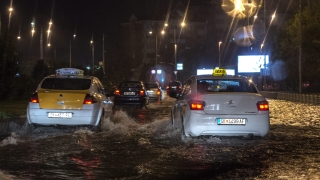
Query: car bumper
[
  {"left": 114, "top": 96, "right": 146, "bottom": 105},
  {"left": 184, "top": 111, "right": 270, "bottom": 137},
  {"left": 27, "top": 103, "right": 102, "bottom": 126}
]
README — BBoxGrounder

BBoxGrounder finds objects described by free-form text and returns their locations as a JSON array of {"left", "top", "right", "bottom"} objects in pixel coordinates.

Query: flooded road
[{"left": 0, "top": 97, "right": 320, "bottom": 179}]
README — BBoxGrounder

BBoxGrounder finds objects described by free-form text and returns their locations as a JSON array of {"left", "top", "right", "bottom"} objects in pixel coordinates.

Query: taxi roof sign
[
  {"left": 213, "top": 68, "right": 227, "bottom": 76},
  {"left": 56, "top": 68, "right": 84, "bottom": 76}
]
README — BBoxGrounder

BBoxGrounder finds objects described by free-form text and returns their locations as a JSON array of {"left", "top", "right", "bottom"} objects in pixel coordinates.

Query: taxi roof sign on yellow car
[
  {"left": 213, "top": 67, "right": 227, "bottom": 76},
  {"left": 55, "top": 68, "right": 84, "bottom": 77}
]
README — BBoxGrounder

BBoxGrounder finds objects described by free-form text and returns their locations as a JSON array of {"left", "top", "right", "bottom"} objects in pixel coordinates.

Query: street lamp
[
  {"left": 218, "top": 41, "right": 222, "bottom": 67},
  {"left": 149, "top": 30, "right": 165, "bottom": 81},
  {"left": 90, "top": 39, "right": 94, "bottom": 74}
]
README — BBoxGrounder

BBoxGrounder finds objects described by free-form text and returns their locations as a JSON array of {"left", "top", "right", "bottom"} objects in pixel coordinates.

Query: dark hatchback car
[
  {"left": 166, "top": 81, "right": 182, "bottom": 97},
  {"left": 113, "top": 81, "right": 149, "bottom": 109}
]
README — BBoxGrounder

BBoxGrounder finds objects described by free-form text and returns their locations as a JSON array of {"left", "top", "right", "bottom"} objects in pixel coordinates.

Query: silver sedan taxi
[
  {"left": 26, "top": 68, "right": 113, "bottom": 133},
  {"left": 169, "top": 68, "right": 270, "bottom": 138}
]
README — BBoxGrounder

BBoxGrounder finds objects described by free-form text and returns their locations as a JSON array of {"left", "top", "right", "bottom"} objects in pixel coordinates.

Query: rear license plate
[
  {"left": 124, "top": 92, "right": 135, "bottom": 95},
  {"left": 217, "top": 118, "right": 246, "bottom": 125},
  {"left": 48, "top": 112, "right": 73, "bottom": 118}
]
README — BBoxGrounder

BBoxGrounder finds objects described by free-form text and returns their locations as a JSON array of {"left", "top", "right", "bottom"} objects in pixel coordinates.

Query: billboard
[{"left": 238, "top": 55, "right": 269, "bottom": 73}]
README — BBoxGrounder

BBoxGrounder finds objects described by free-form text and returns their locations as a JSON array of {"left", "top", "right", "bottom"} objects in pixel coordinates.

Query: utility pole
[
  {"left": 299, "top": 0, "right": 302, "bottom": 93},
  {"left": 69, "top": 40, "right": 71, "bottom": 67},
  {"left": 102, "top": 34, "right": 105, "bottom": 75}
]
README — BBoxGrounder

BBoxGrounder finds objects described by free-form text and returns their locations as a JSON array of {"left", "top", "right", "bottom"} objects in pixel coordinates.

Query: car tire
[
  {"left": 92, "top": 111, "right": 103, "bottom": 132},
  {"left": 170, "top": 108, "right": 174, "bottom": 126},
  {"left": 26, "top": 122, "right": 36, "bottom": 134},
  {"left": 181, "top": 116, "right": 186, "bottom": 137}
]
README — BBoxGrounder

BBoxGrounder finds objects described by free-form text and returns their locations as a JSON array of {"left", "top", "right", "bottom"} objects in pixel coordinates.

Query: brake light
[
  {"left": 83, "top": 94, "right": 97, "bottom": 104},
  {"left": 115, "top": 89, "right": 120, "bottom": 96},
  {"left": 157, "top": 89, "right": 161, "bottom": 95},
  {"left": 29, "top": 92, "right": 39, "bottom": 103},
  {"left": 257, "top": 100, "right": 269, "bottom": 111},
  {"left": 189, "top": 100, "right": 206, "bottom": 110},
  {"left": 140, "top": 90, "right": 145, "bottom": 96}
]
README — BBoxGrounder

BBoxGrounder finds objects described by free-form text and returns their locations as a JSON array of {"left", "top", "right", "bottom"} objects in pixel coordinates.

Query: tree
[
  {"left": 273, "top": 1, "right": 320, "bottom": 89},
  {"left": 0, "top": 31, "right": 23, "bottom": 100}
]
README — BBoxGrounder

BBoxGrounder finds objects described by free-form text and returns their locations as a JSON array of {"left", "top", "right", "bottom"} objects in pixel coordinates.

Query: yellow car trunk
[{"left": 38, "top": 90, "right": 89, "bottom": 109}]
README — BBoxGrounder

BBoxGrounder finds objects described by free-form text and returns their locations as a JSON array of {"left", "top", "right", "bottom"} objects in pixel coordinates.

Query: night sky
[
  {"left": 0, "top": 0, "right": 210, "bottom": 67},
  {"left": 0, "top": 0, "right": 299, "bottom": 69}
]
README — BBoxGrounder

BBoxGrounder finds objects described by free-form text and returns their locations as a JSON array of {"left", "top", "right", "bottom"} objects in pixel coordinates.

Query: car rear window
[
  {"left": 197, "top": 79, "right": 257, "bottom": 93},
  {"left": 118, "top": 82, "right": 142, "bottom": 88},
  {"left": 169, "top": 82, "right": 181, "bottom": 86},
  {"left": 41, "top": 78, "right": 91, "bottom": 90},
  {"left": 145, "top": 83, "right": 158, "bottom": 88}
]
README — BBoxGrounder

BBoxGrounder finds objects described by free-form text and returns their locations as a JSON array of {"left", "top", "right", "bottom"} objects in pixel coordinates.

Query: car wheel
[
  {"left": 92, "top": 111, "right": 103, "bottom": 132},
  {"left": 170, "top": 108, "right": 174, "bottom": 126},
  {"left": 181, "top": 116, "right": 186, "bottom": 137},
  {"left": 26, "top": 122, "right": 36, "bottom": 134}
]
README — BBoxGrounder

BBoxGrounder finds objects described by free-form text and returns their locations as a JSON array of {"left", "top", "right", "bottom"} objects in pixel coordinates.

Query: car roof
[
  {"left": 195, "top": 74, "right": 251, "bottom": 80},
  {"left": 120, "top": 80, "right": 142, "bottom": 83},
  {"left": 46, "top": 74, "right": 93, "bottom": 79}
]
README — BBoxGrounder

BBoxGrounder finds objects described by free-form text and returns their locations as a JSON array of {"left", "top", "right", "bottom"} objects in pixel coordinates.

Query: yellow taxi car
[{"left": 26, "top": 68, "right": 113, "bottom": 133}]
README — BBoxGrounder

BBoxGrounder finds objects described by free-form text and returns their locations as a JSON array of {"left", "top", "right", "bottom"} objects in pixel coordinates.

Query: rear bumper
[
  {"left": 114, "top": 96, "right": 146, "bottom": 105},
  {"left": 27, "top": 103, "right": 102, "bottom": 126},
  {"left": 184, "top": 111, "right": 270, "bottom": 137}
]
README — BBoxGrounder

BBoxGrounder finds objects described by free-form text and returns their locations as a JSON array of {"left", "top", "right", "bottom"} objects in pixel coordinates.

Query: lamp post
[
  {"left": 218, "top": 41, "right": 222, "bottom": 67},
  {"left": 149, "top": 30, "right": 165, "bottom": 81},
  {"left": 90, "top": 39, "right": 94, "bottom": 74}
]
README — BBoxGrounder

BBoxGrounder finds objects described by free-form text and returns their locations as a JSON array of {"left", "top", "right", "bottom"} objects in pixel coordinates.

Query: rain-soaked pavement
[{"left": 0, "top": 96, "right": 320, "bottom": 179}]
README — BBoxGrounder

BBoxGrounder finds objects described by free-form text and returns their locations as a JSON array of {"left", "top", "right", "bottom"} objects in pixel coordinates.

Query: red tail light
[
  {"left": 189, "top": 100, "right": 206, "bottom": 110},
  {"left": 115, "top": 89, "right": 120, "bottom": 96},
  {"left": 83, "top": 94, "right": 97, "bottom": 104},
  {"left": 157, "top": 89, "right": 161, "bottom": 95},
  {"left": 29, "top": 92, "right": 39, "bottom": 103},
  {"left": 257, "top": 100, "right": 269, "bottom": 111},
  {"left": 140, "top": 90, "right": 145, "bottom": 96}
]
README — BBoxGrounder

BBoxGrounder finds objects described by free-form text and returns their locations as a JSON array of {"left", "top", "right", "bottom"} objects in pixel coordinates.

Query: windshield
[
  {"left": 197, "top": 79, "right": 257, "bottom": 93},
  {"left": 118, "top": 82, "right": 142, "bottom": 88},
  {"left": 145, "top": 83, "right": 158, "bottom": 88},
  {"left": 41, "top": 78, "right": 91, "bottom": 90}
]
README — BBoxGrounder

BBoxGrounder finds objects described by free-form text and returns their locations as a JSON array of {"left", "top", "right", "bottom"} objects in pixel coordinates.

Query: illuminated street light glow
[
  {"left": 47, "top": 43, "right": 51, "bottom": 47},
  {"left": 161, "top": 30, "right": 165, "bottom": 35},
  {"left": 181, "top": 22, "right": 185, "bottom": 27},
  {"left": 9, "top": 7, "right": 13, "bottom": 12},
  {"left": 31, "top": 28, "right": 35, "bottom": 36},
  {"left": 222, "top": 0, "right": 259, "bottom": 19}
]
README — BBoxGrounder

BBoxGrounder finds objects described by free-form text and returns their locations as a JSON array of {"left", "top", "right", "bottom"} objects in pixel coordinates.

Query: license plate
[
  {"left": 217, "top": 118, "right": 246, "bottom": 125},
  {"left": 124, "top": 92, "right": 135, "bottom": 95},
  {"left": 48, "top": 112, "right": 73, "bottom": 118}
]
